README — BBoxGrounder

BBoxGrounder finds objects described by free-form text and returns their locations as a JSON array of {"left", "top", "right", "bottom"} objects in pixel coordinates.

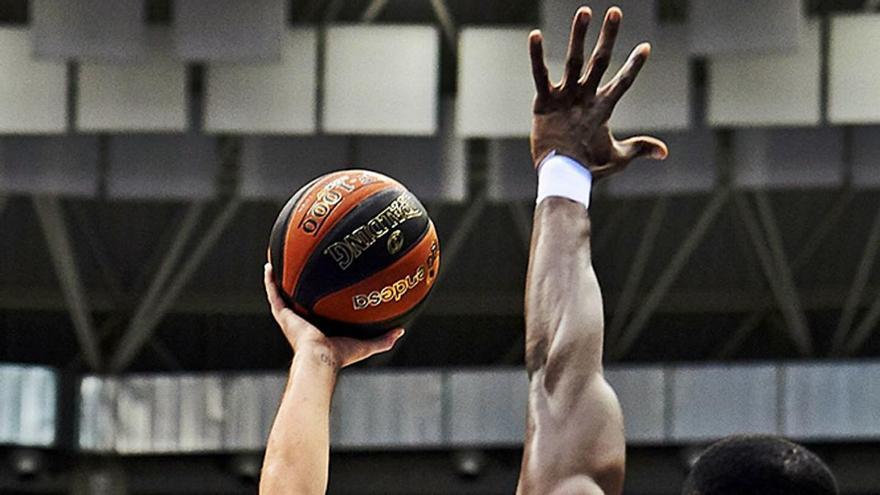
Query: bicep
[{"left": 519, "top": 374, "right": 626, "bottom": 495}]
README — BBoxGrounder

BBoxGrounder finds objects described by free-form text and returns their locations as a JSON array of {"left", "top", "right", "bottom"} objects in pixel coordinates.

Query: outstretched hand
[
  {"left": 263, "top": 263, "right": 404, "bottom": 369},
  {"left": 529, "top": 6, "right": 668, "bottom": 177}
]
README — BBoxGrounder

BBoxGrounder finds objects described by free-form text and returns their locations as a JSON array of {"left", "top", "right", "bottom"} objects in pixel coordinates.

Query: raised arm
[
  {"left": 516, "top": 7, "right": 667, "bottom": 495},
  {"left": 259, "top": 264, "right": 403, "bottom": 495}
]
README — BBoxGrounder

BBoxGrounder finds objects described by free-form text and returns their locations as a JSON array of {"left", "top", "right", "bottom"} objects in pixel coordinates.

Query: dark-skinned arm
[{"left": 516, "top": 7, "right": 668, "bottom": 495}]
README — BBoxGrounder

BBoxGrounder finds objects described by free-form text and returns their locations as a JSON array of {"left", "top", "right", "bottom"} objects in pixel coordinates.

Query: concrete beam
[
  {"left": 110, "top": 199, "right": 242, "bottom": 372},
  {"left": 611, "top": 188, "right": 730, "bottom": 360},
  {"left": 32, "top": 196, "right": 102, "bottom": 370}
]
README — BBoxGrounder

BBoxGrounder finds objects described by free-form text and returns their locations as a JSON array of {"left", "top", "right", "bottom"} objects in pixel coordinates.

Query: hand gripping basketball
[
  {"left": 264, "top": 263, "right": 405, "bottom": 367},
  {"left": 267, "top": 170, "right": 440, "bottom": 339}
]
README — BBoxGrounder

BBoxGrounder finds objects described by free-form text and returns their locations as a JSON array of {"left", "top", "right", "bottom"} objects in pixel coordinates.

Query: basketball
[{"left": 268, "top": 169, "right": 440, "bottom": 339}]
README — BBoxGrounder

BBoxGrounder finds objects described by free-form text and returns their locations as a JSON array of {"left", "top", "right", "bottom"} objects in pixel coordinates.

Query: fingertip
[
  {"left": 529, "top": 30, "right": 544, "bottom": 52},
  {"left": 638, "top": 41, "right": 652, "bottom": 56},
  {"left": 654, "top": 144, "right": 669, "bottom": 160},
  {"left": 575, "top": 6, "right": 592, "bottom": 22},
  {"left": 607, "top": 6, "right": 622, "bottom": 22},
  {"left": 644, "top": 140, "right": 668, "bottom": 160}
]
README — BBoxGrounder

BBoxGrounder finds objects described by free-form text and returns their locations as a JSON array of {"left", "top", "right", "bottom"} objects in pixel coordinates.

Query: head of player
[{"left": 682, "top": 435, "right": 838, "bottom": 495}]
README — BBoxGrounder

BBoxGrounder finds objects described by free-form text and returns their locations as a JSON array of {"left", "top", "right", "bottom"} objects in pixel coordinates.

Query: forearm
[
  {"left": 521, "top": 197, "right": 624, "bottom": 495},
  {"left": 260, "top": 347, "right": 340, "bottom": 495},
  {"left": 525, "top": 198, "right": 604, "bottom": 381}
]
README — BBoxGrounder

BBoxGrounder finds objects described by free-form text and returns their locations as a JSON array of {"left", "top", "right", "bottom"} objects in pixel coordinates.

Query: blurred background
[{"left": 1, "top": 0, "right": 879, "bottom": 493}]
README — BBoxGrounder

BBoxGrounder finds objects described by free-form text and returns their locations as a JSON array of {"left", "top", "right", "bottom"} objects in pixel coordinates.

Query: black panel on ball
[
  {"left": 268, "top": 176, "right": 320, "bottom": 306},
  {"left": 294, "top": 188, "right": 430, "bottom": 310}
]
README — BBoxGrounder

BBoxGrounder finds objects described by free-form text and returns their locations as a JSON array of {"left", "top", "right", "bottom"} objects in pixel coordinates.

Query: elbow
[
  {"left": 524, "top": 334, "right": 550, "bottom": 377},
  {"left": 259, "top": 461, "right": 324, "bottom": 495}
]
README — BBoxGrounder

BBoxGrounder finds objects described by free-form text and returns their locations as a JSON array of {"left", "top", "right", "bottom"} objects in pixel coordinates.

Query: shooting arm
[
  {"left": 259, "top": 264, "right": 402, "bottom": 494},
  {"left": 260, "top": 346, "right": 339, "bottom": 495}
]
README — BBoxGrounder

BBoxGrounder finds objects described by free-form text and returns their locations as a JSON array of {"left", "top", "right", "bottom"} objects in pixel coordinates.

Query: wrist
[
  {"left": 536, "top": 152, "right": 593, "bottom": 208},
  {"left": 293, "top": 343, "right": 342, "bottom": 374},
  {"left": 532, "top": 142, "right": 592, "bottom": 171}
]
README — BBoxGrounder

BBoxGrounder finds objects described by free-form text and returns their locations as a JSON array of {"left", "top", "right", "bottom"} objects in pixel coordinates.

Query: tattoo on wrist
[{"left": 319, "top": 352, "right": 340, "bottom": 370}]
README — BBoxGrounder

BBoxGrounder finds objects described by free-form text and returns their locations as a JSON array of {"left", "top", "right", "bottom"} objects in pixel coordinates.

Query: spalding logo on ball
[{"left": 268, "top": 170, "right": 440, "bottom": 339}]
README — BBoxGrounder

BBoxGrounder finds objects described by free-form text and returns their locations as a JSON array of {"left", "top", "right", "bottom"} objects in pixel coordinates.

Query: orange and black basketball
[{"left": 268, "top": 170, "right": 440, "bottom": 339}]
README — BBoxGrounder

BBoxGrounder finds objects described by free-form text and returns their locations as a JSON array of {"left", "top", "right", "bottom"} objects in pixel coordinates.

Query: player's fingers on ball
[
  {"left": 279, "top": 307, "right": 309, "bottom": 332},
  {"left": 581, "top": 6, "right": 622, "bottom": 92},
  {"left": 562, "top": 7, "right": 591, "bottom": 90},
  {"left": 529, "top": 30, "right": 552, "bottom": 99},
  {"left": 263, "top": 264, "right": 282, "bottom": 309}
]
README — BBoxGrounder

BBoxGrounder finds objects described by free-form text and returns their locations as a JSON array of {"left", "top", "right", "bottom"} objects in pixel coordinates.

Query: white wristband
[{"left": 536, "top": 151, "right": 593, "bottom": 208}]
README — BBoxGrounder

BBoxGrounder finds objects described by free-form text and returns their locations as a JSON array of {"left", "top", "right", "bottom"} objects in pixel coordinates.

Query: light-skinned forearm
[{"left": 260, "top": 346, "right": 340, "bottom": 495}]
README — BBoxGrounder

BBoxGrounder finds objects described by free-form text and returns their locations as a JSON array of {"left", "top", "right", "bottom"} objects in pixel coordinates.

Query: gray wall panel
[
  {"left": 223, "top": 374, "right": 284, "bottom": 450},
  {"left": 356, "top": 141, "right": 463, "bottom": 202},
  {"left": 487, "top": 139, "right": 534, "bottom": 201},
  {"left": 78, "top": 376, "right": 119, "bottom": 451},
  {"left": 606, "top": 131, "right": 716, "bottom": 197},
  {"left": 66, "top": 361, "right": 880, "bottom": 453},
  {"left": 0, "top": 367, "right": 22, "bottom": 443},
  {"left": 355, "top": 99, "right": 465, "bottom": 202},
  {"left": 0, "top": 28, "right": 68, "bottom": 133},
  {"left": 0, "top": 136, "right": 99, "bottom": 197},
  {"left": 707, "top": 21, "right": 821, "bottom": 127},
  {"left": 784, "top": 363, "right": 880, "bottom": 439},
  {"left": 32, "top": 0, "right": 146, "bottom": 61},
  {"left": 689, "top": 0, "right": 803, "bottom": 55},
  {"left": 178, "top": 376, "right": 224, "bottom": 452},
  {"left": 455, "top": 28, "right": 532, "bottom": 138},
  {"left": 174, "top": 0, "right": 286, "bottom": 62},
  {"left": 115, "top": 377, "right": 158, "bottom": 453},
  {"left": 150, "top": 376, "right": 182, "bottom": 453},
  {"left": 322, "top": 26, "right": 439, "bottom": 135},
  {"left": 448, "top": 369, "right": 528, "bottom": 446},
  {"left": 240, "top": 135, "right": 349, "bottom": 200},
  {"left": 606, "top": 367, "right": 666, "bottom": 443},
  {"left": 852, "top": 126, "right": 880, "bottom": 189},
  {"left": 77, "top": 29, "right": 187, "bottom": 133},
  {"left": 671, "top": 365, "right": 779, "bottom": 441},
  {"left": 331, "top": 371, "right": 443, "bottom": 448},
  {"left": 734, "top": 128, "right": 844, "bottom": 189},
  {"left": 107, "top": 134, "right": 219, "bottom": 200},
  {"left": 829, "top": 15, "right": 880, "bottom": 124},
  {"left": 0, "top": 365, "right": 57, "bottom": 447},
  {"left": 205, "top": 29, "right": 318, "bottom": 134}
]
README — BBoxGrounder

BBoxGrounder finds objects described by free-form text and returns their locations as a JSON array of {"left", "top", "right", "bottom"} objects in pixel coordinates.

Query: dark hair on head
[{"left": 682, "top": 435, "right": 838, "bottom": 495}]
